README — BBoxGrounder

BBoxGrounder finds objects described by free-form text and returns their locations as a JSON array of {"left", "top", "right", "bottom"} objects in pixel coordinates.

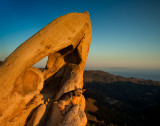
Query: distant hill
[
  {"left": 84, "top": 70, "right": 160, "bottom": 85},
  {"left": 83, "top": 70, "right": 160, "bottom": 126}
]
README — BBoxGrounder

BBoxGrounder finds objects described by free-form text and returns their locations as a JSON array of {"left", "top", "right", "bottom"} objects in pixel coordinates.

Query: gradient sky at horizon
[{"left": 0, "top": 0, "right": 160, "bottom": 69}]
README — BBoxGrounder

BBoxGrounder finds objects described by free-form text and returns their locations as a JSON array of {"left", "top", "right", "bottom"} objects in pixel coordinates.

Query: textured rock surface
[
  {"left": 0, "top": 12, "right": 91, "bottom": 126},
  {"left": 60, "top": 104, "right": 87, "bottom": 126},
  {"left": 27, "top": 104, "right": 46, "bottom": 126}
]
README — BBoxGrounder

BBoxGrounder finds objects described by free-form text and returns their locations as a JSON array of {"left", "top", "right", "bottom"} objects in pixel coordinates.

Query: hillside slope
[{"left": 83, "top": 70, "right": 160, "bottom": 126}]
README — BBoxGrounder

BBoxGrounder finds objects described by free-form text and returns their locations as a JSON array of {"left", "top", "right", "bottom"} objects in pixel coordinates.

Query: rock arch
[{"left": 0, "top": 11, "right": 91, "bottom": 126}]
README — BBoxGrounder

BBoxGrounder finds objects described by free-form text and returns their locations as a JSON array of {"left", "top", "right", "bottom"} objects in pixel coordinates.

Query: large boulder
[{"left": 0, "top": 11, "right": 91, "bottom": 126}]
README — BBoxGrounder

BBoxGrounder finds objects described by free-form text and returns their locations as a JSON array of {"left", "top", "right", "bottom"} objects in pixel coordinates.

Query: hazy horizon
[{"left": 0, "top": 56, "right": 160, "bottom": 81}]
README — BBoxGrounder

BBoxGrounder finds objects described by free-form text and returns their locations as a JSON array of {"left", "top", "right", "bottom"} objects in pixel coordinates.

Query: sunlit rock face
[{"left": 0, "top": 12, "right": 91, "bottom": 126}]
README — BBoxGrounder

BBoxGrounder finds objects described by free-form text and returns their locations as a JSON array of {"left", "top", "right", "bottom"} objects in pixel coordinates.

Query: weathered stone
[
  {"left": 60, "top": 105, "right": 87, "bottom": 126},
  {"left": 27, "top": 104, "right": 46, "bottom": 126},
  {"left": 0, "top": 11, "right": 91, "bottom": 126}
]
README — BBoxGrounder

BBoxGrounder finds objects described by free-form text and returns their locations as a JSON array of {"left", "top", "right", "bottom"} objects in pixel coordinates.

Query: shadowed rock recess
[{"left": 0, "top": 12, "right": 92, "bottom": 126}]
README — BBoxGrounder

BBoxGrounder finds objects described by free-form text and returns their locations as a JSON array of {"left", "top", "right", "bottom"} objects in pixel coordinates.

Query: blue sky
[{"left": 0, "top": 0, "right": 160, "bottom": 69}]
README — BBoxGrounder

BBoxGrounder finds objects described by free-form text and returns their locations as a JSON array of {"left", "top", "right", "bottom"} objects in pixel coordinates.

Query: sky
[{"left": 0, "top": 0, "right": 160, "bottom": 70}]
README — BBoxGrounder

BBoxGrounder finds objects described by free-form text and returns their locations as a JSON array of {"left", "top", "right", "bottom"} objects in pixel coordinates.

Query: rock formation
[{"left": 0, "top": 12, "right": 92, "bottom": 126}]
